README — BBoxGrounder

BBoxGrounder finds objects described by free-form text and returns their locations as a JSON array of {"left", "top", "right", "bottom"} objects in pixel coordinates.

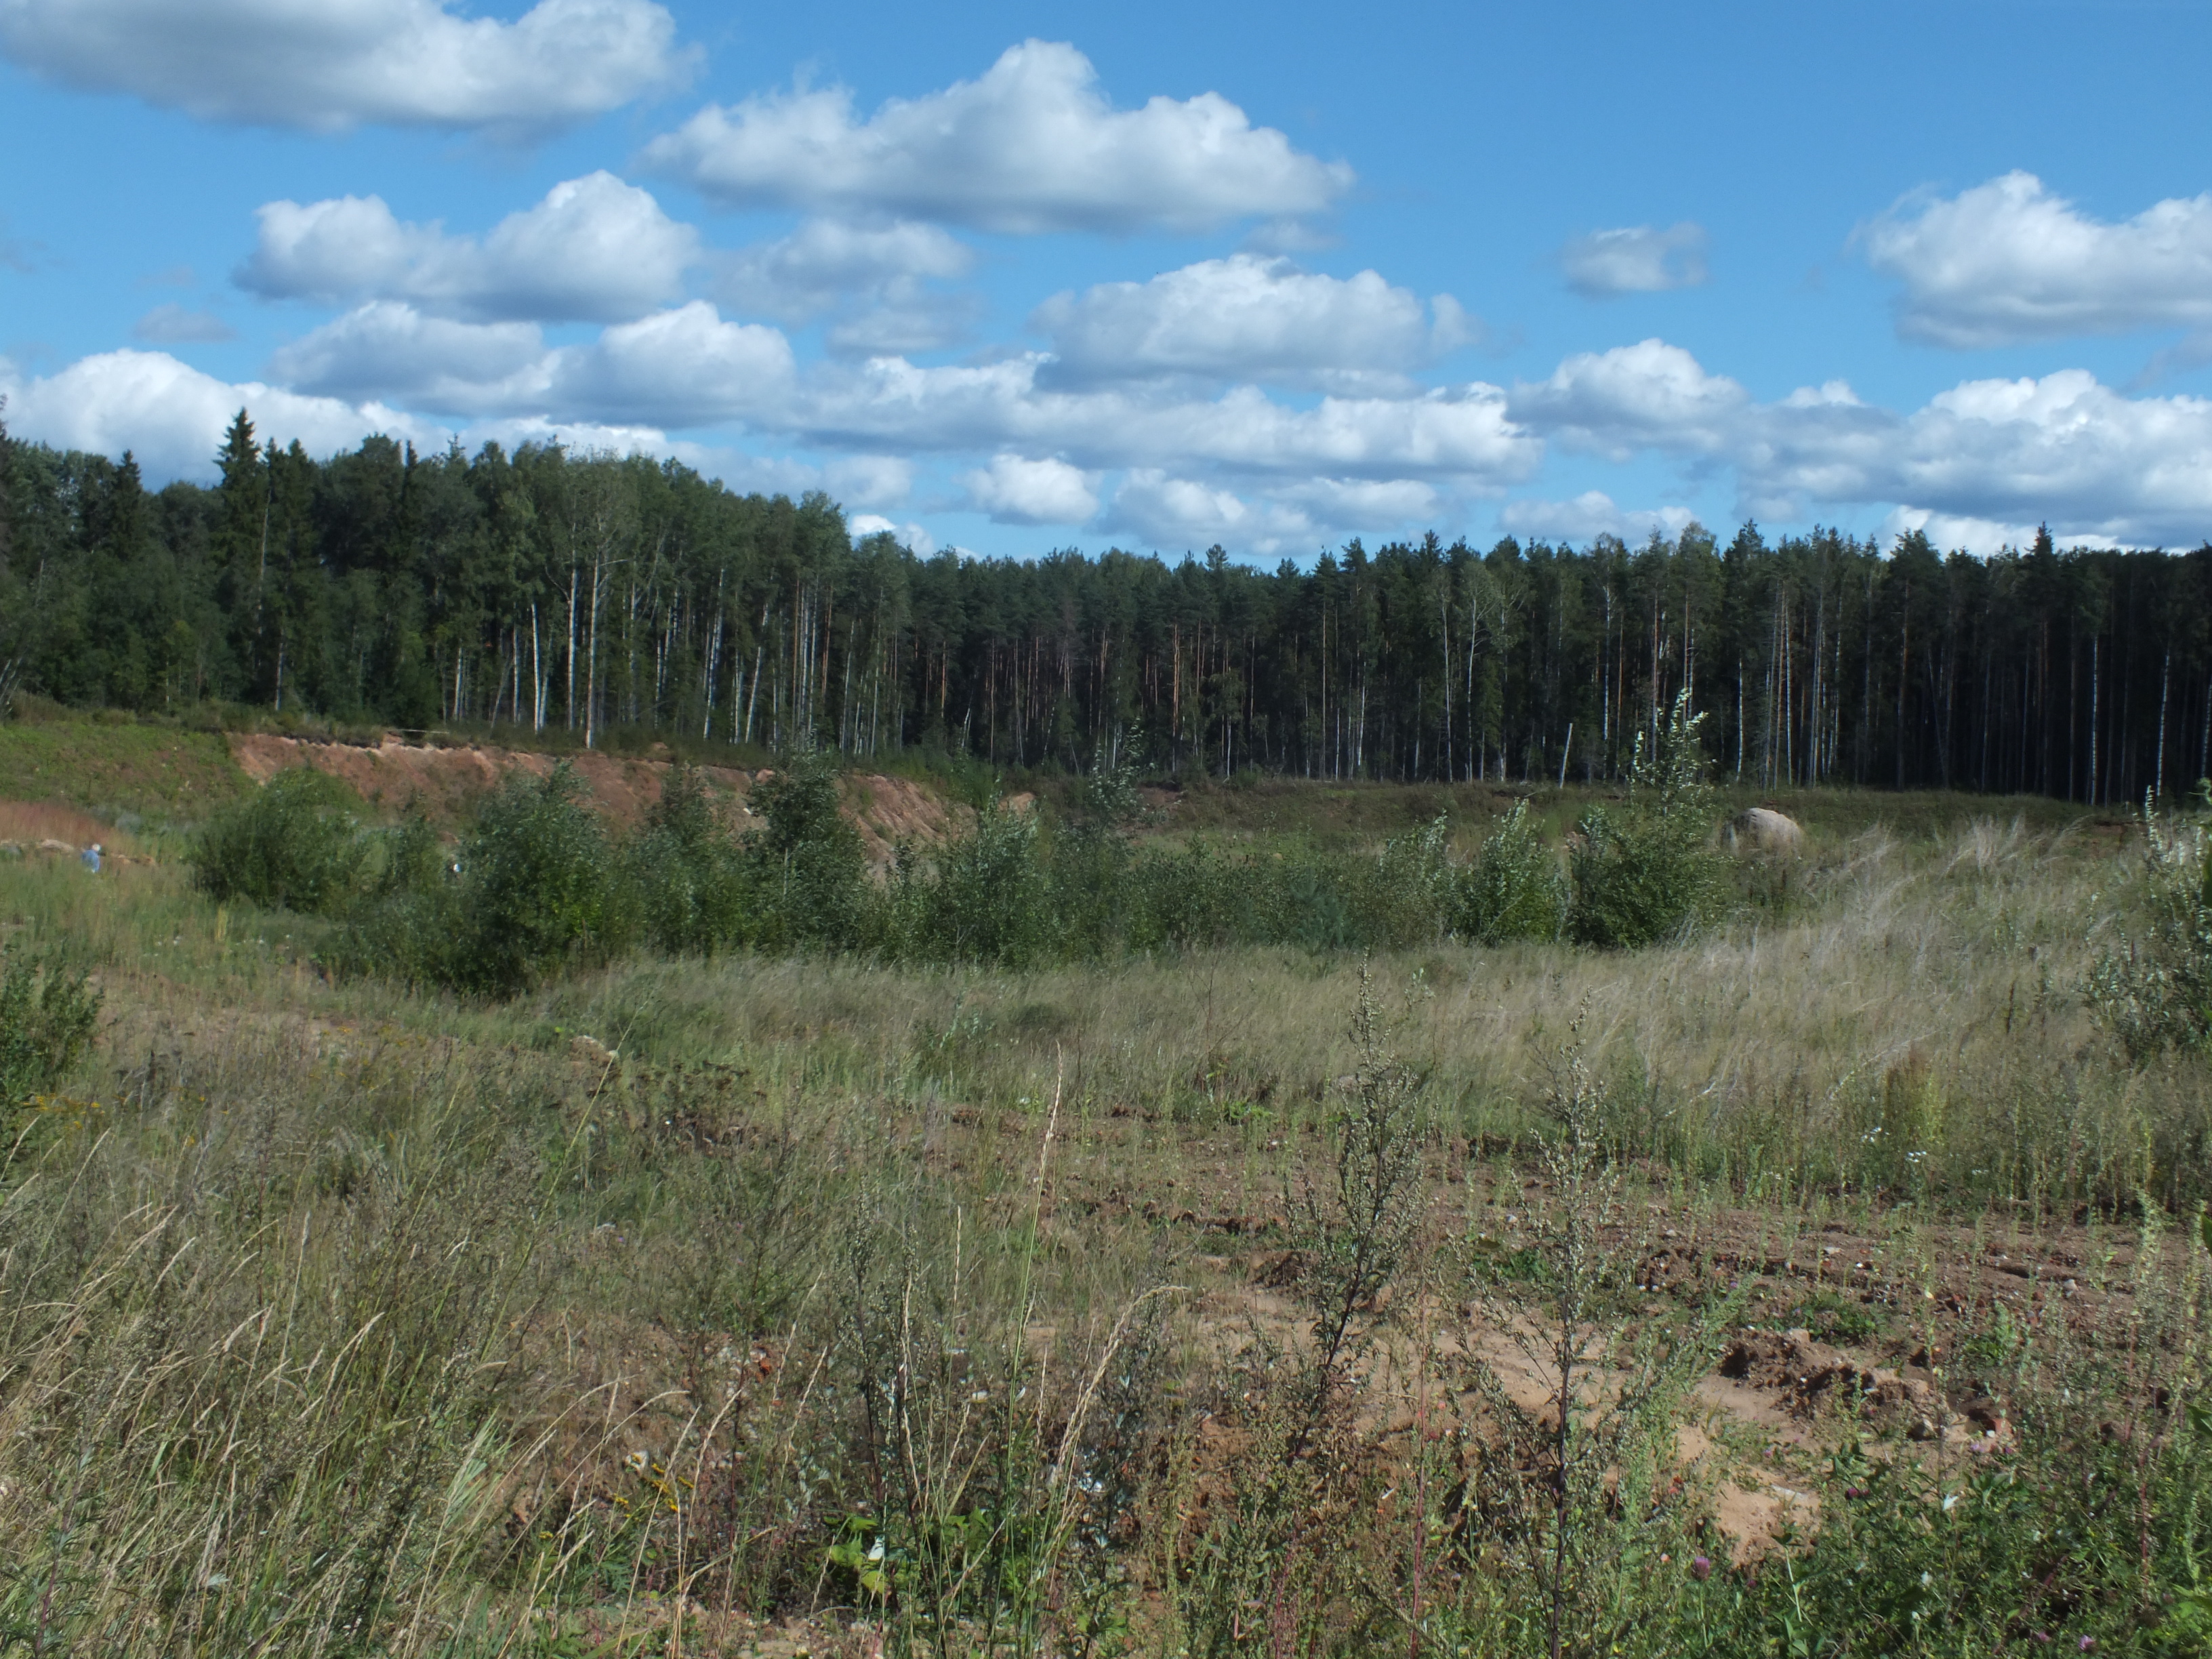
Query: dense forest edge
[{"left": 5, "top": 407, "right": 2211, "bottom": 804}]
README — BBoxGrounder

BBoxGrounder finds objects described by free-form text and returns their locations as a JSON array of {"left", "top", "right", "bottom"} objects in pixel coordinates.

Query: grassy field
[{"left": 0, "top": 772, "right": 2207, "bottom": 1656}]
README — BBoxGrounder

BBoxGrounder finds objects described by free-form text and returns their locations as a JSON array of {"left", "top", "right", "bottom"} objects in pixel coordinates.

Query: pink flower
[{"left": 1689, "top": 1555, "right": 1713, "bottom": 1581}]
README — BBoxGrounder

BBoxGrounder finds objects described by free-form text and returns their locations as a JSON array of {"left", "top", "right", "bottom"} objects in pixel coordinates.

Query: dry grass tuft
[{"left": 0, "top": 800, "right": 146, "bottom": 857}]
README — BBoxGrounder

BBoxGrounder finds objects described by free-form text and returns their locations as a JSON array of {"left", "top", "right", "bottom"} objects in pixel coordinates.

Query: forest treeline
[{"left": 5, "top": 408, "right": 2211, "bottom": 803}]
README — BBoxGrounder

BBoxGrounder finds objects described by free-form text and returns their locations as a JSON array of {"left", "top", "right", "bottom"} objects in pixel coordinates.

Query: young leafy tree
[
  {"left": 453, "top": 763, "right": 630, "bottom": 994},
  {"left": 1461, "top": 1012, "right": 1733, "bottom": 1659},
  {"left": 1567, "top": 689, "right": 1723, "bottom": 949},
  {"left": 1457, "top": 798, "right": 1568, "bottom": 944},
  {"left": 189, "top": 766, "right": 369, "bottom": 915},
  {"left": 1048, "top": 755, "right": 1141, "bottom": 960},
  {"left": 630, "top": 762, "right": 747, "bottom": 956},
  {"left": 2090, "top": 802, "right": 2212, "bottom": 1061},
  {"left": 741, "top": 748, "right": 865, "bottom": 952}
]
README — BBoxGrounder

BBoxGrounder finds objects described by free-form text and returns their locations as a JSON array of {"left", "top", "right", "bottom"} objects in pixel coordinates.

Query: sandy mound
[
  {"left": 840, "top": 773, "right": 975, "bottom": 863},
  {"left": 224, "top": 734, "right": 967, "bottom": 863}
]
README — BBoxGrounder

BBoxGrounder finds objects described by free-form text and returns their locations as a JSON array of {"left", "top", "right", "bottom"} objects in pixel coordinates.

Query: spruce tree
[{"left": 215, "top": 409, "right": 270, "bottom": 699}]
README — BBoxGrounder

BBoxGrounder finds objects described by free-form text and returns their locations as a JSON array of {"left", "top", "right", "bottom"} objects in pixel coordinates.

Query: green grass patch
[{"left": 0, "top": 719, "right": 248, "bottom": 820}]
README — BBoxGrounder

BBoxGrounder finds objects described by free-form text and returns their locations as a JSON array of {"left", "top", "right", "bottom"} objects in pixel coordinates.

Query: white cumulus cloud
[
  {"left": 320, "top": 334, "right": 1525, "bottom": 501},
  {"left": 1863, "top": 171, "right": 2212, "bottom": 347},
  {"left": 1102, "top": 472, "right": 1441, "bottom": 553},
  {"left": 550, "top": 302, "right": 798, "bottom": 428},
  {"left": 1765, "top": 369, "right": 2212, "bottom": 544},
  {"left": 849, "top": 514, "right": 939, "bottom": 555},
  {"left": 639, "top": 39, "right": 1352, "bottom": 234},
  {"left": 1033, "top": 255, "right": 1474, "bottom": 390},
  {"left": 666, "top": 449, "right": 914, "bottom": 511},
  {"left": 269, "top": 298, "right": 796, "bottom": 429},
  {"left": 0, "top": 346, "right": 764, "bottom": 489},
  {"left": 1103, "top": 472, "right": 1317, "bottom": 552},
  {"left": 0, "top": 348, "right": 443, "bottom": 480},
  {"left": 1559, "top": 222, "right": 1708, "bottom": 297},
  {"left": 824, "top": 455, "right": 914, "bottom": 510},
  {"left": 269, "top": 303, "right": 555, "bottom": 413},
  {"left": 1503, "top": 335, "right": 2212, "bottom": 546},
  {"left": 1498, "top": 491, "right": 1696, "bottom": 545},
  {"left": 960, "top": 454, "right": 1099, "bottom": 525},
  {"left": 792, "top": 359, "right": 1540, "bottom": 486},
  {"left": 1873, "top": 508, "right": 2085, "bottom": 557},
  {"left": 1519, "top": 339, "right": 2212, "bottom": 546},
  {"left": 1276, "top": 476, "right": 1440, "bottom": 529},
  {"left": 0, "top": 0, "right": 695, "bottom": 134},
  {"left": 712, "top": 217, "right": 977, "bottom": 354},
  {"left": 241, "top": 173, "right": 698, "bottom": 323},
  {"left": 1509, "top": 338, "right": 1748, "bottom": 458},
  {"left": 715, "top": 218, "right": 971, "bottom": 319}
]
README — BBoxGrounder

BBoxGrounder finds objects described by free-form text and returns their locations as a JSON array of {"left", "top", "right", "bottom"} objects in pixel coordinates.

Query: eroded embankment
[{"left": 224, "top": 733, "right": 968, "bottom": 862}]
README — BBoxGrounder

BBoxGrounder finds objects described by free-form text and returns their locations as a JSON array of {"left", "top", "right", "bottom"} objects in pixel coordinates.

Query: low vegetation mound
[
  {"left": 184, "top": 697, "right": 1745, "bottom": 994},
  {"left": 227, "top": 729, "right": 969, "bottom": 858}
]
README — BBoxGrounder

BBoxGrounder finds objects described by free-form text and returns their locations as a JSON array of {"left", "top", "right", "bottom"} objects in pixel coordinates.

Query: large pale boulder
[{"left": 1723, "top": 806, "right": 1803, "bottom": 857}]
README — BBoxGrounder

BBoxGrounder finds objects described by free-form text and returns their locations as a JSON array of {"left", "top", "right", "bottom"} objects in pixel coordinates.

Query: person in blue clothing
[{"left": 81, "top": 842, "right": 101, "bottom": 873}]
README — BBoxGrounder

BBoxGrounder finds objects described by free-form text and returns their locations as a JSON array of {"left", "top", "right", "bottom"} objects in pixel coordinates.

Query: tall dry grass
[
  {"left": 484, "top": 815, "right": 2197, "bottom": 1213},
  {"left": 0, "top": 1031, "right": 556, "bottom": 1654},
  {"left": 0, "top": 800, "right": 148, "bottom": 857}
]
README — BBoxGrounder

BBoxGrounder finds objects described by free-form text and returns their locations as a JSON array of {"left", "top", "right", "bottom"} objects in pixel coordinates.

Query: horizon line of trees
[{"left": 5, "top": 409, "right": 2211, "bottom": 805}]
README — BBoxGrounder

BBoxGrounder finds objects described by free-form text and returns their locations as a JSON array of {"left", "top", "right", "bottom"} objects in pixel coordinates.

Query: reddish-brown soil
[
  {"left": 224, "top": 733, "right": 968, "bottom": 862},
  {"left": 0, "top": 800, "right": 153, "bottom": 862}
]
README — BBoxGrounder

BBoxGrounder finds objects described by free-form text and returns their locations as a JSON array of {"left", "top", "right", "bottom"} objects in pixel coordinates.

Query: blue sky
[{"left": 7, "top": 0, "right": 2212, "bottom": 560}]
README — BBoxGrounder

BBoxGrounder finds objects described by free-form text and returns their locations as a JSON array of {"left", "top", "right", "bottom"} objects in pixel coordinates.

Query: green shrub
[
  {"left": 2089, "top": 801, "right": 2212, "bottom": 1061},
  {"left": 188, "top": 766, "right": 367, "bottom": 914},
  {"left": 326, "top": 806, "right": 459, "bottom": 986},
  {"left": 1567, "top": 691, "right": 1723, "bottom": 949},
  {"left": 1359, "top": 813, "right": 1455, "bottom": 948},
  {"left": 739, "top": 750, "right": 866, "bottom": 953},
  {"left": 0, "top": 950, "right": 100, "bottom": 1106},
  {"left": 452, "top": 764, "right": 630, "bottom": 995},
  {"left": 1124, "top": 838, "right": 1249, "bottom": 952},
  {"left": 342, "top": 764, "right": 629, "bottom": 996},
  {"left": 630, "top": 762, "right": 747, "bottom": 956},
  {"left": 743, "top": 752, "right": 872, "bottom": 946},
  {"left": 1456, "top": 1013, "right": 1732, "bottom": 1657},
  {"left": 342, "top": 755, "right": 872, "bottom": 993},
  {"left": 1264, "top": 848, "right": 1365, "bottom": 952},
  {"left": 1046, "top": 761, "right": 1140, "bottom": 960},
  {"left": 338, "top": 884, "right": 463, "bottom": 989},
  {"left": 885, "top": 802, "right": 1054, "bottom": 967},
  {"left": 1456, "top": 798, "right": 1568, "bottom": 945},
  {"left": 1115, "top": 827, "right": 1454, "bottom": 958},
  {"left": 373, "top": 806, "right": 449, "bottom": 899}
]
